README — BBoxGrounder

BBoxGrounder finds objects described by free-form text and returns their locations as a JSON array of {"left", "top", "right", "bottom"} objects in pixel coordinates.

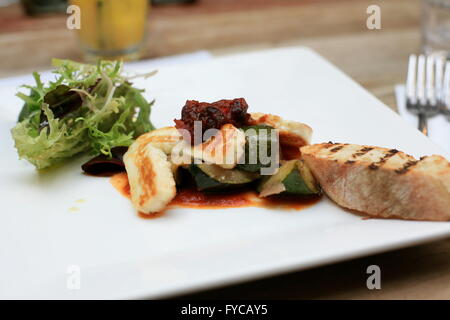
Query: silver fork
[
  {"left": 406, "top": 54, "right": 441, "bottom": 136},
  {"left": 441, "top": 59, "right": 450, "bottom": 120}
]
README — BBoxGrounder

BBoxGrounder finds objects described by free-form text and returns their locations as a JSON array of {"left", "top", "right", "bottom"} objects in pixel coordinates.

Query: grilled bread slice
[{"left": 300, "top": 143, "right": 450, "bottom": 221}]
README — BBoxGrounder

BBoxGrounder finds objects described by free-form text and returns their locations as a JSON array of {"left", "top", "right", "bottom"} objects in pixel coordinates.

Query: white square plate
[{"left": 0, "top": 47, "right": 449, "bottom": 299}]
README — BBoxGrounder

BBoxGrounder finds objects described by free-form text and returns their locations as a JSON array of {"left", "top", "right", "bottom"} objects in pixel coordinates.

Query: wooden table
[{"left": 1, "top": 0, "right": 449, "bottom": 300}]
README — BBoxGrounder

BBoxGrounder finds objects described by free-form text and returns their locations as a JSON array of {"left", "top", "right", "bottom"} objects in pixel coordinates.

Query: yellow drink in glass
[{"left": 71, "top": 0, "right": 148, "bottom": 61}]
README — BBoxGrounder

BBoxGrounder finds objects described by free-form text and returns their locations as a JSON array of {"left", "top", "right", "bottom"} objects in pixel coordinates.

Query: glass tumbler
[
  {"left": 422, "top": 0, "right": 450, "bottom": 55},
  {"left": 71, "top": 0, "right": 149, "bottom": 62}
]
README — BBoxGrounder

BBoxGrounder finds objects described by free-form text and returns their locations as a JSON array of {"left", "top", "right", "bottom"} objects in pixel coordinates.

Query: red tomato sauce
[{"left": 110, "top": 172, "right": 321, "bottom": 218}]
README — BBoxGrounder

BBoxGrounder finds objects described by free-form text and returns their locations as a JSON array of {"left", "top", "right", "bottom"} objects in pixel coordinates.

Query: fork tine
[
  {"left": 405, "top": 53, "right": 444, "bottom": 135},
  {"left": 406, "top": 54, "right": 417, "bottom": 103},
  {"left": 434, "top": 53, "right": 445, "bottom": 103},
  {"left": 443, "top": 61, "right": 450, "bottom": 110},
  {"left": 417, "top": 55, "right": 427, "bottom": 105},
  {"left": 426, "top": 55, "right": 436, "bottom": 105}
]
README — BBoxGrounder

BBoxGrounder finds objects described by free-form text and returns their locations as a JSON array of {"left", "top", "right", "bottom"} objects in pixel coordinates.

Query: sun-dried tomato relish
[{"left": 174, "top": 98, "right": 251, "bottom": 144}]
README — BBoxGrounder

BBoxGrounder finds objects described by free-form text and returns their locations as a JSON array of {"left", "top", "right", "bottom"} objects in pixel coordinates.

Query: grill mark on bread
[
  {"left": 395, "top": 160, "right": 419, "bottom": 174},
  {"left": 368, "top": 163, "right": 378, "bottom": 170},
  {"left": 330, "top": 145, "right": 344, "bottom": 152},
  {"left": 326, "top": 141, "right": 345, "bottom": 146},
  {"left": 345, "top": 160, "right": 356, "bottom": 164},
  {"left": 352, "top": 147, "right": 373, "bottom": 158},
  {"left": 368, "top": 149, "right": 400, "bottom": 170}
]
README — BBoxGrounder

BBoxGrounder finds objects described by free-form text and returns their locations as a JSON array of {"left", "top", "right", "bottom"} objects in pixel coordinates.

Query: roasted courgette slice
[
  {"left": 258, "top": 160, "right": 320, "bottom": 197},
  {"left": 188, "top": 163, "right": 260, "bottom": 191},
  {"left": 237, "top": 125, "right": 279, "bottom": 173}
]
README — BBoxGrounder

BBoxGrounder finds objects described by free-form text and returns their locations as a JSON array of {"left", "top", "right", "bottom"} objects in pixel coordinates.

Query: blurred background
[{"left": 0, "top": 0, "right": 425, "bottom": 110}]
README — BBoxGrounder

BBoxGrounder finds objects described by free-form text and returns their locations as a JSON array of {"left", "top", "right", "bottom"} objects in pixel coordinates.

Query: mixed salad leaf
[{"left": 11, "top": 59, "right": 155, "bottom": 170}]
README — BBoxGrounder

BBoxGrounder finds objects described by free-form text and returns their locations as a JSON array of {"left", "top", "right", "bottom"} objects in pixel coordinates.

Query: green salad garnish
[{"left": 11, "top": 59, "right": 155, "bottom": 170}]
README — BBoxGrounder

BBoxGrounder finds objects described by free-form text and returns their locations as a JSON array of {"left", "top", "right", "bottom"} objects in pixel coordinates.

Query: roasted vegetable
[
  {"left": 81, "top": 146, "right": 128, "bottom": 176},
  {"left": 258, "top": 160, "right": 320, "bottom": 197},
  {"left": 237, "top": 124, "right": 279, "bottom": 173},
  {"left": 188, "top": 163, "right": 259, "bottom": 191}
]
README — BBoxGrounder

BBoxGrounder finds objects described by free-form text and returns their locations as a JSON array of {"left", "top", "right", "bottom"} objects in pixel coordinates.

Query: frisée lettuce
[{"left": 11, "top": 59, "right": 156, "bottom": 170}]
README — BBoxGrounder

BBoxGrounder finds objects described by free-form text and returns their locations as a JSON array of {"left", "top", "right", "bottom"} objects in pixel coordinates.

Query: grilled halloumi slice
[
  {"left": 133, "top": 126, "right": 182, "bottom": 155},
  {"left": 301, "top": 143, "right": 450, "bottom": 221},
  {"left": 192, "top": 123, "right": 246, "bottom": 169},
  {"left": 171, "top": 124, "right": 247, "bottom": 169},
  {"left": 124, "top": 127, "right": 181, "bottom": 214},
  {"left": 250, "top": 113, "right": 312, "bottom": 159}
]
